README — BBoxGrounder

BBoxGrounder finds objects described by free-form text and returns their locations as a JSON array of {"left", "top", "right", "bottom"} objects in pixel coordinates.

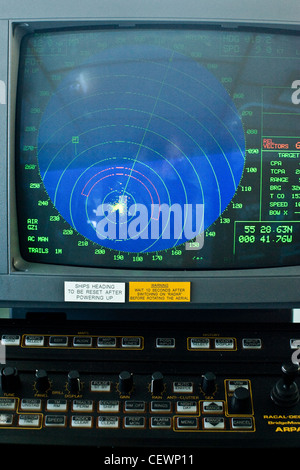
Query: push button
[
  {"left": 90, "top": 380, "right": 111, "bottom": 392},
  {"left": 151, "top": 401, "right": 172, "bottom": 413},
  {"left": 173, "top": 381, "right": 193, "bottom": 393},
  {"left": 97, "top": 337, "right": 116, "bottom": 348},
  {"left": 176, "top": 417, "right": 199, "bottom": 430},
  {"left": 124, "top": 416, "right": 145, "bottom": 429},
  {"left": 176, "top": 401, "right": 198, "bottom": 414},
  {"left": 202, "top": 401, "right": 223, "bottom": 414},
  {"left": 47, "top": 399, "right": 68, "bottom": 412},
  {"left": 0, "top": 414, "right": 13, "bottom": 425},
  {"left": 20, "top": 399, "right": 42, "bottom": 411},
  {"left": 0, "top": 398, "right": 16, "bottom": 410},
  {"left": 190, "top": 338, "right": 210, "bottom": 349},
  {"left": 124, "top": 401, "right": 145, "bottom": 412},
  {"left": 98, "top": 416, "right": 119, "bottom": 428},
  {"left": 45, "top": 415, "right": 66, "bottom": 427},
  {"left": 24, "top": 336, "right": 44, "bottom": 347},
  {"left": 98, "top": 400, "right": 119, "bottom": 412},
  {"left": 71, "top": 416, "right": 93, "bottom": 428},
  {"left": 73, "top": 337, "right": 92, "bottom": 347},
  {"left": 1, "top": 335, "right": 20, "bottom": 346},
  {"left": 214, "top": 338, "right": 234, "bottom": 349},
  {"left": 72, "top": 399, "right": 94, "bottom": 412},
  {"left": 203, "top": 417, "right": 225, "bottom": 429},
  {"left": 242, "top": 338, "right": 262, "bottom": 349},
  {"left": 231, "top": 417, "right": 253, "bottom": 429},
  {"left": 121, "top": 337, "right": 141, "bottom": 348},
  {"left": 49, "top": 336, "right": 68, "bottom": 347},
  {"left": 18, "top": 414, "right": 41, "bottom": 427},
  {"left": 156, "top": 338, "right": 175, "bottom": 348},
  {"left": 151, "top": 417, "right": 172, "bottom": 429}
]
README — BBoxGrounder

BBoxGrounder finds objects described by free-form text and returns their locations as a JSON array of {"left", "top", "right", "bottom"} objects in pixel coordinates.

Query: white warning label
[{"left": 64, "top": 282, "right": 125, "bottom": 303}]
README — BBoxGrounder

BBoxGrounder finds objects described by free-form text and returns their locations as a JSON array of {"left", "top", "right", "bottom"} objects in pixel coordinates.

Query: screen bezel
[{"left": 4, "top": 18, "right": 300, "bottom": 310}]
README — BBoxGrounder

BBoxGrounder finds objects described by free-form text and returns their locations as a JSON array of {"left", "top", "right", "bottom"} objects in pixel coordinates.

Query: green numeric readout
[{"left": 234, "top": 222, "right": 296, "bottom": 253}]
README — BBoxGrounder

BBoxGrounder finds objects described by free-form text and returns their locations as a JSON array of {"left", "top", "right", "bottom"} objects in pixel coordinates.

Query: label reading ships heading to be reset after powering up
[{"left": 64, "top": 282, "right": 191, "bottom": 303}]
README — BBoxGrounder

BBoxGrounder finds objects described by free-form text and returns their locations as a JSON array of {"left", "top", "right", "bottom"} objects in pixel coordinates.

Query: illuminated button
[
  {"left": 176, "top": 401, "right": 198, "bottom": 414},
  {"left": 90, "top": 380, "right": 111, "bottom": 392},
  {"left": 242, "top": 338, "right": 262, "bottom": 349},
  {"left": 214, "top": 338, "right": 234, "bottom": 349},
  {"left": 1, "top": 335, "right": 20, "bottom": 346},
  {"left": 156, "top": 338, "right": 175, "bottom": 348},
  {"left": 45, "top": 415, "right": 66, "bottom": 427},
  {"left": 151, "top": 417, "right": 172, "bottom": 429},
  {"left": 21, "top": 399, "right": 42, "bottom": 411},
  {"left": 97, "top": 337, "right": 117, "bottom": 348},
  {"left": 98, "top": 416, "right": 119, "bottom": 429},
  {"left": 176, "top": 417, "right": 199, "bottom": 430},
  {"left": 72, "top": 399, "right": 94, "bottom": 412},
  {"left": 124, "top": 401, "right": 145, "bottom": 412},
  {"left": 231, "top": 417, "right": 253, "bottom": 429},
  {"left": 228, "top": 380, "right": 249, "bottom": 391},
  {"left": 202, "top": 401, "right": 224, "bottom": 414},
  {"left": 46, "top": 399, "right": 68, "bottom": 412},
  {"left": 18, "top": 414, "right": 41, "bottom": 427},
  {"left": 73, "top": 336, "right": 92, "bottom": 347},
  {"left": 71, "top": 416, "right": 93, "bottom": 428},
  {"left": 190, "top": 338, "right": 210, "bottom": 349},
  {"left": 49, "top": 336, "right": 68, "bottom": 347},
  {"left": 124, "top": 416, "right": 145, "bottom": 428},
  {"left": 0, "top": 398, "right": 16, "bottom": 410},
  {"left": 173, "top": 382, "right": 193, "bottom": 393},
  {"left": 99, "top": 400, "right": 120, "bottom": 413},
  {"left": 121, "top": 337, "right": 141, "bottom": 348},
  {"left": 151, "top": 401, "right": 172, "bottom": 413},
  {"left": 0, "top": 414, "right": 13, "bottom": 425},
  {"left": 203, "top": 417, "right": 225, "bottom": 429},
  {"left": 25, "top": 336, "right": 44, "bottom": 347}
]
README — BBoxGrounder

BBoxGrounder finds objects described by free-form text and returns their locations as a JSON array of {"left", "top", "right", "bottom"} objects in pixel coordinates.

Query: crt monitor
[{"left": 0, "top": 0, "right": 300, "bottom": 318}]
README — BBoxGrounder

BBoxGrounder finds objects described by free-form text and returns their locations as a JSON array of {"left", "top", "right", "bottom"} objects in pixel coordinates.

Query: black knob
[
  {"left": 271, "top": 362, "right": 299, "bottom": 407},
  {"left": 35, "top": 369, "right": 50, "bottom": 393},
  {"left": 0, "top": 367, "right": 20, "bottom": 392},
  {"left": 230, "top": 386, "right": 251, "bottom": 414},
  {"left": 201, "top": 371, "right": 216, "bottom": 395},
  {"left": 119, "top": 371, "right": 133, "bottom": 394},
  {"left": 151, "top": 371, "right": 164, "bottom": 395},
  {"left": 68, "top": 370, "right": 81, "bottom": 393}
]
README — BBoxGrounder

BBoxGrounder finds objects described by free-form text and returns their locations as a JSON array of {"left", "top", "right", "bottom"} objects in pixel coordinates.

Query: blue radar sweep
[{"left": 37, "top": 45, "right": 245, "bottom": 253}]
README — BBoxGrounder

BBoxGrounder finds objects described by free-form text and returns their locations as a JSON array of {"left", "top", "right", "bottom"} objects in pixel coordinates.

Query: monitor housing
[{"left": 0, "top": 0, "right": 300, "bottom": 321}]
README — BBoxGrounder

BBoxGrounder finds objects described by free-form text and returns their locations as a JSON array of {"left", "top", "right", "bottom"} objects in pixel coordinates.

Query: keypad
[{"left": 1, "top": 334, "right": 266, "bottom": 352}]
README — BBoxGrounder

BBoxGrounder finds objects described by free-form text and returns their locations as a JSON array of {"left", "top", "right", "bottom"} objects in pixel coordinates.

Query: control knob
[
  {"left": 0, "top": 367, "right": 20, "bottom": 392},
  {"left": 68, "top": 370, "right": 81, "bottom": 393},
  {"left": 230, "top": 386, "right": 252, "bottom": 414},
  {"left": 35, "top": 369, "right": 50, "bottom": 393},
  {"left": 201, "top": 371, "right": 216, "bottom": 395},
  {"left": 118, "top": 371, "right": 133, "bottom": 394},
  {"left": 151, "top": 371, "right": 164, "bottom": 395}
]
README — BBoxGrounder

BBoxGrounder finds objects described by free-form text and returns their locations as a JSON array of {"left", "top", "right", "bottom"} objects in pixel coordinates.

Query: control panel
[{"left": 0, "top": 319, "right": 300, "bottom": 448}]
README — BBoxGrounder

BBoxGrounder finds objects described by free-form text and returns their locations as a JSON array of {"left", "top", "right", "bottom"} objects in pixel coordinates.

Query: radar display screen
[{"left": 16, "top": 27, "right": 300, "bottom": 269}]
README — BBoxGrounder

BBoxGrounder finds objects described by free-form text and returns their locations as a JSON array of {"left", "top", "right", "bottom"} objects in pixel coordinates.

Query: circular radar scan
[{"left": 38, "top": 44, "right": 245, "bottom": 253}]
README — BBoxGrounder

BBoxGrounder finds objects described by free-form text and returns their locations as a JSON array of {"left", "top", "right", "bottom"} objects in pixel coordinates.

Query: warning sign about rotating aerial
[
  {"left": 64, "top": 282, "right": 125, "bottom": 303},
  {"left": 129, "top": 282, "right": 191, "bottom": 302}
]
